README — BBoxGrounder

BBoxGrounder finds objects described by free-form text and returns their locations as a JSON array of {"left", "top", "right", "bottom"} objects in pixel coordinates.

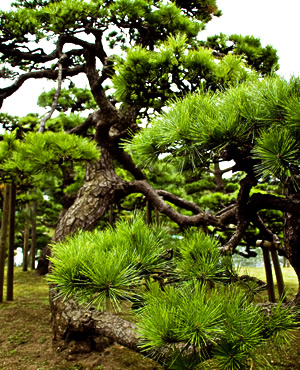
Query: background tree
[{"left": 0, "top": 129, "right": 99, "bottom": 300}]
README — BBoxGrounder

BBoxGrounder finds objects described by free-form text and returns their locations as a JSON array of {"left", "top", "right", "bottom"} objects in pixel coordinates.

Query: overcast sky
[{"left": 1, "top": 0, "right": 300, "bottom": 117}]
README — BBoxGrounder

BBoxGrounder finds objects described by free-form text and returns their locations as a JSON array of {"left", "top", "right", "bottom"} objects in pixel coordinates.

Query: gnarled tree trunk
[{"left": 37, "top": 149, "right": 127, "bottom": 275}]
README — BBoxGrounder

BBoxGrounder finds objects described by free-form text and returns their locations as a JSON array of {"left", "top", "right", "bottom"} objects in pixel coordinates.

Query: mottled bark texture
[
  {"left": 50, "top": 292, "right": 139, "bottom": 354},
  {"left": 36, "top": 151, "right": 127, "bottom": 274}
]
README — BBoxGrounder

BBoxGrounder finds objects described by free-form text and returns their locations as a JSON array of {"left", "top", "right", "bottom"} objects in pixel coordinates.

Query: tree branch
[
  {"left": 128, "top": 180, "right": 224, "bottom": 228},
  {"left": 220, "top": 174, "right": 256, "bottom": 253},
  {"left": 39, "top": 55, "right": 65, "bottom": 132},
  {"left": 67, "top": 109, "right": 102, "bottom": 135},
  {"left": 156, "top": 189, "right": 203, "bottom": 214},
  {"left": 0, "top": 65, "right": 85, "bottom": 108},
  {"left": 250, "top": 193, "right": 300, "bottom": 215}
]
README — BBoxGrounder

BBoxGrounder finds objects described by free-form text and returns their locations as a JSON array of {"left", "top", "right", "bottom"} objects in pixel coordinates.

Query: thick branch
[
  {"left": 128, "top": 180, "right": 223, "bottom": 228},
  {"left": 250, "top": 193, "right": 300, "bottom": 215},
  {"left": 220, "top": 174, "right": 256, "bottom": 253},
  {"left": 67, "top": 109, "right": 102, "bottom": 135},
  {"left": 0, "top": 43, "right": 83, "bottom": 63},
  {"left": 156, "top": 189, "right": 203, "bottom": 213},
  {"left": 114, "top": 149, "right": 145, "bottom": 180},
  {"left": 84, "top": 50, "right": 117, "bottom": 118}
]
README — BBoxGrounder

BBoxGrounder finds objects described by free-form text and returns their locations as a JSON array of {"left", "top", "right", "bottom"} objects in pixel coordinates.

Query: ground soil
[{"left": 0, "top": 268, "right": 299, "bottom": 370}]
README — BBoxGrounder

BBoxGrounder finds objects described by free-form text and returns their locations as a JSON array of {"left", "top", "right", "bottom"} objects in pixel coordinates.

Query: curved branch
[
  {"left": 128, "top": 180, "right": 224, "bottom": 228},
  {"left": 250, "top": 193, "right": 300, "bottom": 215},
  {"left": 114, "top": 149, "right": 145, "bottom": 180},
  {"left": 67, "top": 109, "right": 102, "bottom": 135},
  {"left": 220, "top": 174, "right": 256, "bottom": 253},
  {"left": 39, "top": 55, "right": 65, "bottom": 132},
  {"left": 0, "top": 64, "right": 85, "bottom": 108},
  {"left": 156, "top": 189, "right": 203, "bottom": 214}
]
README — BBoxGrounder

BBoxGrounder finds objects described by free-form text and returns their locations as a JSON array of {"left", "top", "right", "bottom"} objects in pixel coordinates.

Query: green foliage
[
  {"left": 200, "top": 33, "right": 279, "bottom": 75},
  {"left": 253, "top": 127, "right": 299, "bottom": 184},
  {"left": 137, "top": 282, "right": 224, "bottom": 356},
  {"left": 1, "top": 0, "right": 214, "bottom": 47},
  {"left": 137, "top": 282, "right": 298, "bottom": 369},
  {"left": 37, "top": 86, "right": 97, "bottom": 113},
  {"left": 0, "top": 131, "right": 99, "bottom": 180},
  {"left": 44, "top": 113, "right": 86, "bottom": 132},
  {"left": 0, "top": 130, "right": 19, "bottom": 161},
  {"left": 47, "top": 215, "right": 298, "bottom": 368},
  {"left": 185, "top": 177, "right": 216, "bottom": 194},
  {"left": 48, "top": 216, "right": 171, "bottom": 309},
  {"left": 198, "top": 192, "right": 237, "bottom": 212},
  {"left": 113, "top": 34, "right": 255, "bottom": 111},
  {"left": 175, "top": 230, "right": 225, "bottom": 283},
  {"left": 126, "top": 76, "right": 300, "bottom": 185}
]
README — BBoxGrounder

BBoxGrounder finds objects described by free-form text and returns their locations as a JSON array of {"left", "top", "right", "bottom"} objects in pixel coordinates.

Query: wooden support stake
[
  {"left": 155, "top": 208, "right": 160, "bottom": 225},
  {"left": 7, "top": 182, "right": 16, "bottom": 301},
  {"left": 0, "top": 184, "right": 11, "bottom": 303},
  {"left": 109, "top": 203, "right": 114, "bottom": 225},
  {"left": 146, "top": 200, "right": 153, "bottom": 225},
  {"left": 270, "top": 248, "right": 287, "bottom": 302},
  {"left": 262, "top": 247, "right": 276, "bottom": 303}
]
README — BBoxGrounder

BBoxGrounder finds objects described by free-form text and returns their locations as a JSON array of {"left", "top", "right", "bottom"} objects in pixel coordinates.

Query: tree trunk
[
  {"left": 22, "top": 202, "right": 30, "bottom": 272},
  {"left": 37, "top": 149, "right": 127, "bottom": 275},
  {"left": 0, "top": 184, "right": 10, "bottom": 303},
  {"left": 6, "top": 182, "right": 16, "bottom": 301},
  {"left": 213, "top": 162, "right": 225, "bottom": 192},
  {"left": 30, "top": 197, "right": 37, "bottom": 270},
  {"left": 283, "top": 180, "right": 300, "bottom": 306}
]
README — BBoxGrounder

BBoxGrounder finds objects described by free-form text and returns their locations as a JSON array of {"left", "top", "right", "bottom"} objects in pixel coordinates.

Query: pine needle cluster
[{"left": 48, "top": 215, "right": 298, "bottom": 369}]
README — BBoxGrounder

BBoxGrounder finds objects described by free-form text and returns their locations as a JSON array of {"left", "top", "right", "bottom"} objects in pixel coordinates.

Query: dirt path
[{"left": 0, "top": 269, "right": 299, "bottom": 369}]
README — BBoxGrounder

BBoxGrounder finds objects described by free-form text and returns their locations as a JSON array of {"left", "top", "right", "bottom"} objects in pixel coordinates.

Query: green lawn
[{"left": 239, "top": 266, "right": 298, "bottom": 301}]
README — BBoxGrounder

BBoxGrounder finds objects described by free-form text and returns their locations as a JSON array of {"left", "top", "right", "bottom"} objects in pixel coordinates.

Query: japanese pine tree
[
  {"left": 2, "top": 1, "right": 299, "bottom": 367},
  {"left": 0, "top": 0, "right": 279, "bottom": 259}
]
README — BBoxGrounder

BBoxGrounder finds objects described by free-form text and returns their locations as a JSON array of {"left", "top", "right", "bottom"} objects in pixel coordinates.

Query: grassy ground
[
  {"left": 0, "top": 267, "right": 299, "bottom": 369},
  {"left": 239, "top": 266, "right": 299, "bottom": 301},
  {"left": 0, "top": 268, "right": 160, "bottom": 370}
]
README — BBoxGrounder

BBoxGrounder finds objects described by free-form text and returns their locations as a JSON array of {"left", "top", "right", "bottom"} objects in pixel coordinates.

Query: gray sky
[{"left": 1, "top": 0, "right": 300, "bottom": 116}]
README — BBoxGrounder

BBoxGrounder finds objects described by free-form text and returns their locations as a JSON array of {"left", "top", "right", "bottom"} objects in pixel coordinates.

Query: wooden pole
[
  {"left": 146, "top": 200, "right": 152, "bottom": 225},
  {"left": 155, "top": 208, "right": 160, "bottom": 225},
  {"left": 262, "top": 247, "right": 276, "bottom": 303},
  {"left": 270, "top": 248, "right": 286, "bottom": 302},
  {"left": 6, "top": 182, "right": 16, "bottom": 301},
  {"left": 109, "top": 203, "right": 114, "bottom": 225},
  {"left": 22, "top": 203, "right": 30, "bottom": 272},
  {"left": 0, "top": 184, "right": 11, "bottom": 303},
  {"left": 30, "top": 198, "right": 37, "bottom": 270}
]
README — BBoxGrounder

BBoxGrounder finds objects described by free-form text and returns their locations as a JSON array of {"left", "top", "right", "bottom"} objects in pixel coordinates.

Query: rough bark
[
  {"left": 37, "top": 151, "right": 128, "bottom": 274},
  {"left": 50, "top": 294, "right": 138, "bottom": 353}
]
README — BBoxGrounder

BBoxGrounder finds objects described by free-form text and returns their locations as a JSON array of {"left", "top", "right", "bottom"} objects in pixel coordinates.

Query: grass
[
  {"left": 0, "top": 266, "right": 299, "bottom": 369},
  {"left": 0, "top": 268, "right": 161, "bottom": 370},
  {"left": 239, "top": 266, "right": 298, "bottom": 301}
]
